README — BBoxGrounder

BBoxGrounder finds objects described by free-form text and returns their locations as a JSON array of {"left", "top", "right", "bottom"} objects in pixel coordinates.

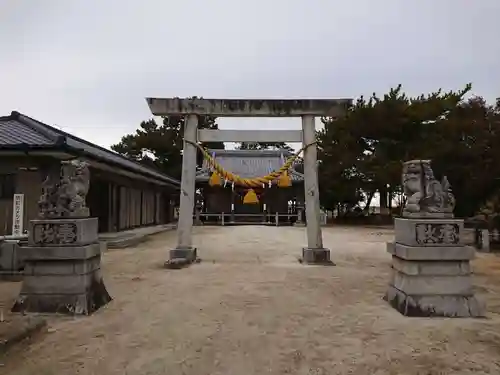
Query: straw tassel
[
  {"left": 243, "top": 189, "right": 259, "bottom": 204},
  {"left": 277, "top": 170, "right": 292, "bottom": 188},
  {"left": 209, "top": 172, "right": 222, "bottom": 186}
]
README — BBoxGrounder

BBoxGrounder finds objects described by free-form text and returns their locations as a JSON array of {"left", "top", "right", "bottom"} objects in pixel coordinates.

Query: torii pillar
[
  {"left": 301, "top": 114, "right": 328, "bottom": 263},
  {"left": 145, "top": 98, "right": 352, "bottom": 267},
  {"left": 171, "top": 114, "right": 198, "bottom": 262}
]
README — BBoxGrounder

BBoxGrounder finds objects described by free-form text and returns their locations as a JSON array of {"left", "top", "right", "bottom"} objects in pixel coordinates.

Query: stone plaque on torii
[{"left": 145, "top": 97, "right": 352, "bottom": 266}]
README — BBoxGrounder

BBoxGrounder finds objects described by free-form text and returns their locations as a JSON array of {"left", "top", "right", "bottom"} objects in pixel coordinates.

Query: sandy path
[{"left": 1, "top": 225, "right": 500, "bottom": 375}]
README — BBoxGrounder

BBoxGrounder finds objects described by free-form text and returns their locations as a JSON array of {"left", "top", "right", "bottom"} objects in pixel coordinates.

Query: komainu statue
[
  {"left": 38, "top": 159, "right": 91, "bottom": 218},
  {"left": 402, "top": 160, "right": 455, "bottom": 217}
]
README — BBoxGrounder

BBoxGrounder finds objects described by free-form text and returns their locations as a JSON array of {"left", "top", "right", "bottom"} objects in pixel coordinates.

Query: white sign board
[{"left": 12, "top": 193, "right": 24, "bottom": 236}]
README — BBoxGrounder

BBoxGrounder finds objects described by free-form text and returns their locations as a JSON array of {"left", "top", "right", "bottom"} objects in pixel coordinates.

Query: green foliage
[
  {"left": 111, "top": 114, "right": 224, "bottom": 180},
  {"left": 110, "top": 89, "right": 500, "bottom": 218},
  {"left": 237, "top": 142, "right": 294, "bottom": 152},
  {"left": 317, "top": 83, "right": 500, "bottom": 217},
  {"left": 431, "top": 97, "right": 500, "bottom": 216}
]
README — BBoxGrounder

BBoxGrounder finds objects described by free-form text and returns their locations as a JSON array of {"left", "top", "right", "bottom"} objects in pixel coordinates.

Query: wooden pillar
[
  {"left": 153, "top": 192, "right": 158, "bottom": 224},
  {"left": 139, "top": 190, "right": 144, "bottom": 226},
  {"left": 108, "top": 183, "right": 116, "bottom": 232}
]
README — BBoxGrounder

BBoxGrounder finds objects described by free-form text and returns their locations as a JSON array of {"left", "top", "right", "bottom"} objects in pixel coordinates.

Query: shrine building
[
  {"left": 195, "top": 148, "right": 305, "bottom": 225},
  {"left": 0, "top": 111, "right": 180, "bottom": 235}
]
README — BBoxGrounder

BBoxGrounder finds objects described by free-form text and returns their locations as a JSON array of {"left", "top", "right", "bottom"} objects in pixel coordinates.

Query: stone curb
[
  {"left": 105, "top": 235, "right": 148, "bottom": 249},
  {"left": 104, "top": 226, "right": 176, "bottom": 249},
  {"left": 0, "top": 319, "right": 47, "bottom": 354},
  {"left": 0, "top": 271, "right": 23, "bottom": 282}
]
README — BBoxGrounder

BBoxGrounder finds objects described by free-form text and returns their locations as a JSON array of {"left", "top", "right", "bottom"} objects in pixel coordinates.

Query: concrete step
[{"left": 100, "top": 224, "right": 176, "bottom": 249}]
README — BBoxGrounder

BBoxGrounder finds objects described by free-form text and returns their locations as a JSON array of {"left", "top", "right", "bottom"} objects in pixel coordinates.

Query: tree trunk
[
  {"left": 363, "top": 191, "right": 376, "bottom": 214},
  {"left": 388, "top": 188, "right": 393, "bottom": 211},
  {"left": 379, "top": 186, "right": 390, "bottom": 215}
]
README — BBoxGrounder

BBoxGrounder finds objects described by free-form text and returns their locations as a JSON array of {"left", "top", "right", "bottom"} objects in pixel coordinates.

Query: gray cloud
[{"left": 1, "top": 0, "right": 499, "bottom": 149}]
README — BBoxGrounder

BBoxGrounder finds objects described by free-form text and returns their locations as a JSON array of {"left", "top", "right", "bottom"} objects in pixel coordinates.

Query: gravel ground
[{"left": 1, "top": 225, "right": 500, "bottom": 375}]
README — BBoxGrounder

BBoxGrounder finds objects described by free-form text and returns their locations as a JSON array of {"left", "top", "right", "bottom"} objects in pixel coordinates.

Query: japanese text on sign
[
  {"left": 415, "top": 223, "right": 460, "bottom": 245},
  {"left": 12, "top": 194, "right": 24, "bottom": 236}
]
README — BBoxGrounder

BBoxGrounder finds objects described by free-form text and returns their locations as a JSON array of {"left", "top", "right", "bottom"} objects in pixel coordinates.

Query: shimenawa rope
[{"left": 184, "top": 139, "right": 317, "bottom": 188}]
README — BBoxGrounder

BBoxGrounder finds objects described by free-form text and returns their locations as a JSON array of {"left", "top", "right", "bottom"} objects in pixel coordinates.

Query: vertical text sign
[{"left": 12, "top": 194, "right": 24, "bottom": 236}]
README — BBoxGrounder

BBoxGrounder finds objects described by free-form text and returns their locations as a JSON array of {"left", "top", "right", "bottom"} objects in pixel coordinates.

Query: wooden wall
[
  {"left": 105, "top": 181, "right": 173, "bottom": 232},
  {"left": 204, "top": 187, "right": 232, "bottom": 213},
  {"left": 0, "top": 156, "right": 52, "bottom": 235},
  {"left": 0, "top": 156, "right": 177, "bottom": 235}
]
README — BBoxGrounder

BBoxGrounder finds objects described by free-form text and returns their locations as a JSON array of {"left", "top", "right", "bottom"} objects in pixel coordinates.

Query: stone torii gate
[{"left": 146, "top": 98, "right": 352, "bottom": 266}]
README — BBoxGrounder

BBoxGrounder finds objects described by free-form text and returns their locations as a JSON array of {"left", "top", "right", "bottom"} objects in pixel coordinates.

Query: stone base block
[
  {"left": 24, "top": 255, "right": 101, "bottom": 276},
  {"left": 0, "top": 241, "right": 24, "bottom": 272},
  {"left": 394, "top": 217, "right": 465, "bottom": 247},
  {"left": 19, "top": 243, "right": 102, "bottom": 261},
  {"left": 391, "top": 256, "right": 471, "bottom": 276},
  {"left": 403, "top": 212, "right": 454, "bottom": 219},
  {"left": 387, "top": 242, "right": 475, "bottom": 261},
  {"left": 167, "top": 247, "right": 197, "bottom": 264},
  {"left": 389, "top": 269, "right": 473, "bottom": 295},
  {"left": 384, "top": 285, "right": 485, "bottom": 318},
  {"left": 29, "top": 217, "right": 99, "bottom": 247},
  {"left": 12, "top": 267, "right": 112, "bottom": 315},
  {"left": 301, "top": 248, "right": 334, "bottom": 265},
  {"left": 293, "top": 222, "right": 306, "bottom": 227}
]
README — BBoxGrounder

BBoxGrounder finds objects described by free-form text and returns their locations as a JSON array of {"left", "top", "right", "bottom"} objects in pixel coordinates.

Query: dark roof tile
[
  {"left": 0, "top": 119, "right": 54, "bottom": 145},
  {"left": 197, "top": 149, "right": 304, "bottom": 182},
  {"left": 0, "top": 111, "right": 179, "bottom": 187}
]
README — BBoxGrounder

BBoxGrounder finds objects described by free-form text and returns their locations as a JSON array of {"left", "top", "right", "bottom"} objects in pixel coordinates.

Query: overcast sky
[{"left": 1, "top": 0, "right": 499, "bottom": 151}]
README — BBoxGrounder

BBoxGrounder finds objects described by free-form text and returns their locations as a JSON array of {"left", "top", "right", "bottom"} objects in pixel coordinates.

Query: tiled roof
[
  {"left": 196, "top": 149, "right": 304, "bottom": 182},
  {"left": 0, "top": 111, "right": 180, "bottom": 187},
  {"left": 0, "top": 118, "right": 57, "bottom": 145}
]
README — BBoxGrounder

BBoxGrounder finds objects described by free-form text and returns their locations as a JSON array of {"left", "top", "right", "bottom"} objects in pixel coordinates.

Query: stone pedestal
[
  {"left": 384, "top": 217, "right": 485, "bottom": 317},
  {"left": 194, "top": 209, "right": 203, "bottom": 226},
  {"left": 294, "top": 208, "right": 306, "bottom": 227},
  {"left": 0, "top": 240, "right": 25, "bottom": 281},
  {"left": 12, "top": 217, "right": 112, "bottom": 315}
]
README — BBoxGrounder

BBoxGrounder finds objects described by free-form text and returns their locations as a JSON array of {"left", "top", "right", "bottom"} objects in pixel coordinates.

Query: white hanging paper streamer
[
  {"left": 268, "top": 159, "right": 274, "bottom": 187},
  {"left": 223, "top": 179, "right": 228, "bottom": 188}
]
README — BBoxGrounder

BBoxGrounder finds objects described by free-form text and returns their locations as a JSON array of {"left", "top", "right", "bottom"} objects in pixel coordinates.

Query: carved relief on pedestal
[
  {"left": 38, "top": 159, "right": 91, "bottom": 219},
  {"left": 32, "top": 222, "right": 78, "bottom": 245},
  {"left": 415, "top": 223, "right": 460, "bottom": 245},
  {"left": 402, "top": 160, "right": 455, "bottom": 217}
]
